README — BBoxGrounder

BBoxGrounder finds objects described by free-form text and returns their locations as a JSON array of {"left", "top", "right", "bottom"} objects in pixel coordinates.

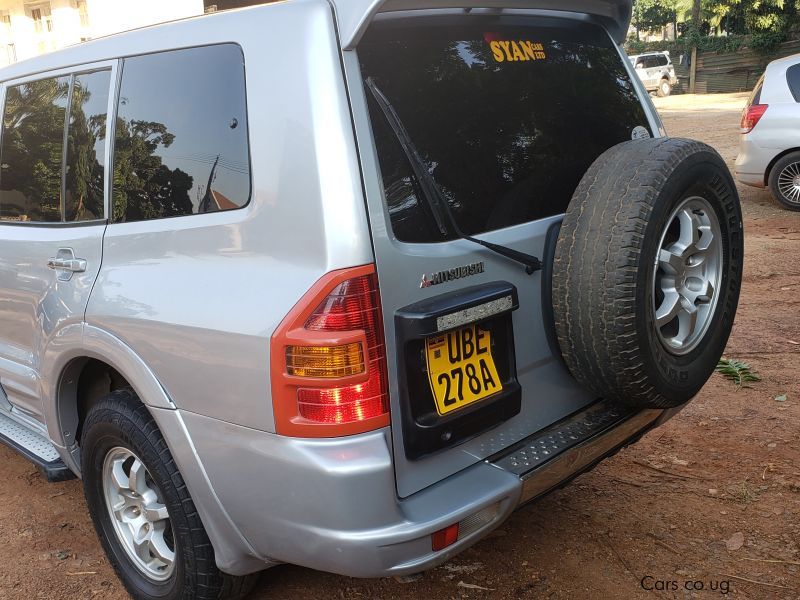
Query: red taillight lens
[
  {"left": 271, "top": 265, "right": 390, "bottom": 437},
  {"left": 741, "top": 104, "right": 768, "bottom": 133}
]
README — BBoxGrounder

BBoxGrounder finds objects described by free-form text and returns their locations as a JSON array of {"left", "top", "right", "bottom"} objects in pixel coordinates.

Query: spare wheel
[{"left": 552, "top": 138, "right": 743, "bottom": 409}]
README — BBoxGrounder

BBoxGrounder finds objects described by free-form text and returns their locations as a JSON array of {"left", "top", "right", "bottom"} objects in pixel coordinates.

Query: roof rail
[{"left": 330, "top": 0, "right": 633, "bottom": 49}]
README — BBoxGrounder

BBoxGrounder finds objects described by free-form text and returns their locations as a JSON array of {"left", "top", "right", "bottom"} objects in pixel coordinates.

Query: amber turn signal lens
[{"left": 286, "top": 342, "right": 365, "bottom": 378}]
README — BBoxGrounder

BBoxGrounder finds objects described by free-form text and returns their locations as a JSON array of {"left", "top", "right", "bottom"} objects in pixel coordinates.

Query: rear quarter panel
[{"left": 86, "top": 0, "right": 373, "bottom": 431}]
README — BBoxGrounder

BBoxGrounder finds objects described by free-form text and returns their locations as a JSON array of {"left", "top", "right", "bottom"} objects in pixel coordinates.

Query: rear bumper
[
  {"left": 177, "top": 400, "right": 678, "bottom": 577},
  {"left": 735, "top": 137, "right": 772, "bottom": 188}
]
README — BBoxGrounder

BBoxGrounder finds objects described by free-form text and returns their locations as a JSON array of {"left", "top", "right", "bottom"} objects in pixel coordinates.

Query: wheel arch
[
  {"left": 44, "top": 324, "right": 176, "bottom": 467},
  {"left": 44, "top": 325, "right": 264, "bottom": 576},
  {"left": 765, "top": 147, "right": 800, "bottom": 187}
]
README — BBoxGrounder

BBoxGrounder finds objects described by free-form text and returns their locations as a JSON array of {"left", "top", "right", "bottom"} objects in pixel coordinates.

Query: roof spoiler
[{"left": 331, "top": 0, "right": 633, "bottom": 49}]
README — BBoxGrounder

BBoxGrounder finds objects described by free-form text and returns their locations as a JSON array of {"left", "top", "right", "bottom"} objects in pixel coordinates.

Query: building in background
[{"left": 0, "top": 0, "right": 204, "bottom": 67}]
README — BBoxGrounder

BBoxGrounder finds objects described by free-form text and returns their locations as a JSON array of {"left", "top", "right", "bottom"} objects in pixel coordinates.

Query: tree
[
  {"left": 633, "top": 0, "right": 678, "bottom": 38},
  {"left": 111, "top": 118, "right": 193, "bottom": 222},
  {"left": 0, "top": 77, "right": 69, "bottom": 221}
]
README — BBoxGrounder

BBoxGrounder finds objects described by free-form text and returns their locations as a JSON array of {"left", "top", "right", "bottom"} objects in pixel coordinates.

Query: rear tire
[
  {"left": 768, "top": 151, "right": 800, "bottom": 211},
  {"left": 552, "top": 138, "right": 743, "bottom": 409},
  {"left": 657, "top": 78, "right": 672, "bottom": 97},
  {"left": 81, "top": 390, "right": 259, "bottom": 600}
]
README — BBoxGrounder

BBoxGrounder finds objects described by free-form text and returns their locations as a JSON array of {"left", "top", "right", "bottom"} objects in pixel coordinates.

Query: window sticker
[
  {"left": 485, "top": 33, "right": 546, "bottom": 63},
  {"left": 631, "top": 125, "right": 651, "bottom": 140}
]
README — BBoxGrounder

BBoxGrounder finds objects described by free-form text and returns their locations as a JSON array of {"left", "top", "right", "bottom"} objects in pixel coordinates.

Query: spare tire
[{"left": 552, "top": 138, "right": 743, "bottom": 409}]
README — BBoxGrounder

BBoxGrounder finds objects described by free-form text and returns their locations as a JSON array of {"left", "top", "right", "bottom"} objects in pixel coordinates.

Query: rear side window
[
  {"left": 787, "top": 64, "right": 800, "bottom": 102},
  {"left": 0, "top": 76, "right": 69, "bottom": 222},
  {"left": 112, "top": 44, "right": 250, "bottom": 223},
  {"left": 658, "top": 54, "right": 669, "bottom": 66},
  {"left": 360, "top": 17, "right": 650, "bottom": 243},
  {"left": 749, "top": 75, "right": 764, "bottom": 105}
]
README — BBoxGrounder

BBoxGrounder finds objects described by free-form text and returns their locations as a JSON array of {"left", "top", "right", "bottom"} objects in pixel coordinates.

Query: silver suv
[
  {"left": 0, "top": 2, "right": 742, "bottom": 599},
  {"left": 630, "top": 51, "right": 679, "bottom": 97}
]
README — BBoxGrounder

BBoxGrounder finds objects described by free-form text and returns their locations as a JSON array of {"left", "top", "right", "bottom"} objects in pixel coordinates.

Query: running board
[
  {"left": 488, "top": 399, "right": 662, "bottom": 505},
  {"left": 0, "top": 411, "right": 75, "bottom": 482}
]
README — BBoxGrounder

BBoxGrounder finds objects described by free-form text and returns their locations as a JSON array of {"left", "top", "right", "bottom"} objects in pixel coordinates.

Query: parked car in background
[
  {"left": 735, "top": 53, "right": 800, "bottom": 211},
  {"left": 629, "top": 51, "right": 678, "bottom": 97}
]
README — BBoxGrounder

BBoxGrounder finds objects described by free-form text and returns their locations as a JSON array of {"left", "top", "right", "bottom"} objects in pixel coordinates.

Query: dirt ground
[{"left": 1, "top": 92, "right": 799, "bottom": 599}]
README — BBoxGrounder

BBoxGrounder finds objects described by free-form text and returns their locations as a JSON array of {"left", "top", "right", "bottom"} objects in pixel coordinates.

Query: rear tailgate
[{"left": 345, "top": 9, "right": 658, "bottom": 497}]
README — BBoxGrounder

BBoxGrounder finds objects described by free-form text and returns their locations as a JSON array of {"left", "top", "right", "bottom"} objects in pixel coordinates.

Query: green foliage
[
  {"left": 716, "top": 358, "right": 761, "bottom": 387},
  {"left": 631, "top": 0, "right": 799, "bottom": 39},
  {"left": 624, "top": 31, "right": 781, "bottom": 56},
  {"left": 633, "top": 0, "right": 678, "bottom": 33},
  {"left": 749, "top": 29, "right": 790, "bottom": 52}
]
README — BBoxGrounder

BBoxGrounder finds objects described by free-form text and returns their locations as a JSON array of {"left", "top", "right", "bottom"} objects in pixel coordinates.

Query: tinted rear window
[{"left": 359, "top": 17, "right": 650, "bottom": 243}]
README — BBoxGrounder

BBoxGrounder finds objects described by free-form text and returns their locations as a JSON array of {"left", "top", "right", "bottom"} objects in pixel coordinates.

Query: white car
[
  {"left": 735, "top": 53, "right": 800, "bottom": 210},
  {"left": 629, "top": 51, "right": 678, "bottom": 97}
]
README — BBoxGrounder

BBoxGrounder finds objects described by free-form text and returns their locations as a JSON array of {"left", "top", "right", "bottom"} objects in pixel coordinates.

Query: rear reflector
[
  {"left": 741, "top": 104, "right": 768, "bottom": 133},
  {"left": 271, "top": 265, "right": 390, "bottom": 437},
  {"left": 431, "top": 502, "right": 503, "bottom": 552},
  {"left": 431, "top": 523, "right": 459, "bottom": 551}
]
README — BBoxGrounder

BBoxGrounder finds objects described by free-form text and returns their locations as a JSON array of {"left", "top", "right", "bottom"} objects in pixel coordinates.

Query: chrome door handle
[
  {"left": 47, "top": 258, "right": 87, "bottom": 272},
  {"left": 47, "top": 248, "right": 87, "bottom": 281}
]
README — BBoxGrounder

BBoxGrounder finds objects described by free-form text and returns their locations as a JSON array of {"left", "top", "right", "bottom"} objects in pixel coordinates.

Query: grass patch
[{"left": 716, "top": 358, "right": 761, "bottom": 388}]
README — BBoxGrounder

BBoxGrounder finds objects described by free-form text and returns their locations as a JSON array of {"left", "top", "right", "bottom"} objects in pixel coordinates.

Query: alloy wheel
[
  {"left": 777, "top": 161, "right": 800, "bottom": 205},
  {"left": 102, "top": 447, "right": 176, "bottom": 581},
  {"left": 652, "top": 196, "right": 723, "bottom": 355}
]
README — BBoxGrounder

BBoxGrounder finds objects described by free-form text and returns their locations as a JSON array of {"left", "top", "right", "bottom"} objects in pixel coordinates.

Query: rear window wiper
[{"left": 365, "top": 77, "right": 542, "bottom": 275}]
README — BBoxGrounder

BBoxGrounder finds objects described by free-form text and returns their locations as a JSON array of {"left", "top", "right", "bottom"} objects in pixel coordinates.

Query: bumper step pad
[
  {"left": 489, "top": 400, "right": 662, "bottom": 504},
  {"left": 0, "top": 411, "right": 75, "bottom": 482}
]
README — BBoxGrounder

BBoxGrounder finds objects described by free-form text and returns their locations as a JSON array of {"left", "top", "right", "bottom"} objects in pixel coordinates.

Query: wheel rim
[
  {"left": 102, "top": 447, "right": 176, "bottom": 581},
  {"left": 652, "top": 196, "right": 723, "bottom": 355},
  {"left": 661, "top": 81, "right": 670, "bottom": 94},
  {"left": 777, "top": 161, "right": 800, "bottom": 204}
]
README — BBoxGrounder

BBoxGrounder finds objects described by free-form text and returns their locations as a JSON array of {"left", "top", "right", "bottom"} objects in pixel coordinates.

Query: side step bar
[
  {"left": 0, "top": 411, "right": 75, "bottom": 482},
  {"left": 488, "top": 400, "right": 663, "bottom": 505}
]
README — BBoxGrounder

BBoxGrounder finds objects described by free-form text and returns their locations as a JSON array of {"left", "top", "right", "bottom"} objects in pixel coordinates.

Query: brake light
[
  {"left": 271, "top": 264, "right": 390, "bottom": 437},
  {"left": 741, "top": 104, "right": 768, "bottom": 133}
]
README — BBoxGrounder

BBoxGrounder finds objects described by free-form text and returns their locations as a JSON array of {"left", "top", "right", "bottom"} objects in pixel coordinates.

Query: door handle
[
  {"left": 47, "top": 257, "right": 87, "bottom": 272},
  {"left": 47, "top": 248, "right": 87, "bottom": 281}
]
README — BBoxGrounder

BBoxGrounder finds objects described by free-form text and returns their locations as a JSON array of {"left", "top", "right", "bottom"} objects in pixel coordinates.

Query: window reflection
[
  {"left": 360, "top": 20, "right": 650, "bottom": 243},
  {"left": 0, "top": 76, "right": 69, "bottom": 222},
  {"left": 65, "top": 69, "right": 110, "bottom": 222},
  {"left": 112, "top": 44, "right": 250, "bottom": 223}
]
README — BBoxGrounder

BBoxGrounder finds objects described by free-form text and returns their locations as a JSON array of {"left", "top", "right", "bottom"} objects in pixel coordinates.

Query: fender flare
[{"left": 43, "top": 323, "right": 175, "bottom": 452}]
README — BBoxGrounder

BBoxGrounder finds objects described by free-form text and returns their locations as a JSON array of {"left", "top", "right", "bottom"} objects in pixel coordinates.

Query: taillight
[
  {"left": 271, "top": 264, "right": 390, "bottom": 437},
  {"left": 741, "top": 104, "right": 768, "bottom": 133}
]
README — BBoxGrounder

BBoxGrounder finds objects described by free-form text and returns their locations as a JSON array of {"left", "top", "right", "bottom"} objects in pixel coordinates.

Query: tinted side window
[
  {"left": 787, "top": 64, "right": 800, "bottom": 102},
  {"left": 0, "top": 76, "right": 69, "bottom": 222},
  {"left": 657, "top": 54, "right": 668, "bottom": 67},
  {"left": 66, "top": 70, "right": 110, "bottom": 221},
  {"left": 112, "top": 44, "right": 250, "bottom": 223}
]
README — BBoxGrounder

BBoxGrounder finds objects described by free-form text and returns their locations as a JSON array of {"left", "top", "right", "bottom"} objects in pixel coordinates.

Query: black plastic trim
[
  {"left": 540, "top": 217, "right": 564, "bottom": 362},
  {"left": 0, "top": 431, "right": 75, "bottom": 482},
  {"left": 395, "top": 281, "right": 522, "bottom": 459}
]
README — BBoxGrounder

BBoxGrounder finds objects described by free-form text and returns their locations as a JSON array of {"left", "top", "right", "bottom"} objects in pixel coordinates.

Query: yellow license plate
[{"left": 425, "top": 323, "right": 503, "bottom": 415}]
